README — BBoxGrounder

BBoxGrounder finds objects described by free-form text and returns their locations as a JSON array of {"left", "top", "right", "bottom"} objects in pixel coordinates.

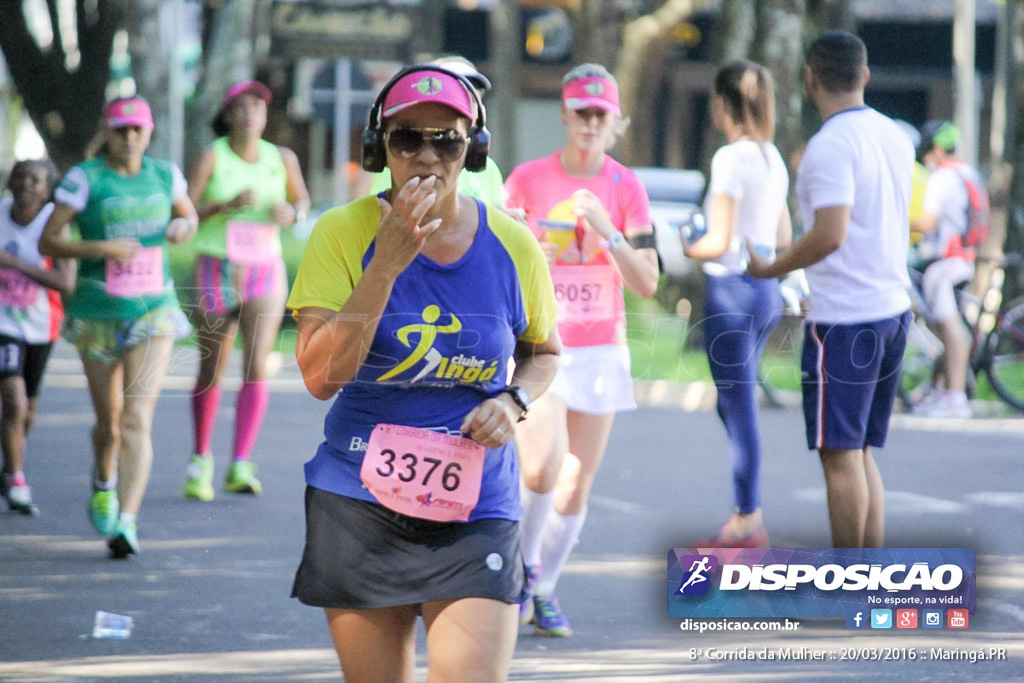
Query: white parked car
[{"left": 631, "top": 166, "right": 706, "bottom": 311}]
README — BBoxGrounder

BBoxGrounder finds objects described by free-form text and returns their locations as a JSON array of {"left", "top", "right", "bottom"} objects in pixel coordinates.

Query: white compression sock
[
  {"left": 536, "top": 506, "right": 588, "bottom": 597},
  {"left": 519, "top": 485, "right": 556, "bottom": 567}
]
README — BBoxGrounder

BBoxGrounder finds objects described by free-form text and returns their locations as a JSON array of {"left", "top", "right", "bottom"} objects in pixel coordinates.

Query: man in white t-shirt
[
  {"left": 748, "top": 31, "right": 913, "bottom": 549},
  {"left": 910, "top": 120, "right": 985, "bottom": 419}
]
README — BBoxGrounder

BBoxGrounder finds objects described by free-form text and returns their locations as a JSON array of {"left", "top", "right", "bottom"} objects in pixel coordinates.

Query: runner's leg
[
  {"left": 421, "top": 597, "right": 518, "bottom": 683},
  {"left": 535, "top": 410, "right": 614, "bottom": 595},
  {"left": 0, "top": 376, "right": 28, "bottom": 477},
  {"left": 862, "top": 447, "right": 885, "bottom": 547},
  {"left": 116, "top": 335, "right": 173, "bottom": 516},
  {"left": 233, "top": 277, "right": 285, "bottom": 459},
  {"left": 81, "top": 357, "right": 124, "bottom": 485},
  {"left": 819, "top": 447, "right": 870, "bottom": 548},
  {"left": 325, "top": 605, "right": 418, "bottom": 683},
  {"left": 192, "top": 310, "right": 238, "bottom": 455},
  {"left": 516, "top": 391, "right": 569, "bottom": 567}
]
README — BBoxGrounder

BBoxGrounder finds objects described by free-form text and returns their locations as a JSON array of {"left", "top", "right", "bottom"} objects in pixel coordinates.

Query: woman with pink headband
[
  {"left": 505, "top": 63, "right": 659, "bottom": 637},
  {"left": 41, "top": 96, "right": 198, "bottom": 558},
  {"left": 288, "top": 64, "right": 559, "bottom": 681},
  {"left": 183, "top": 80, "right": 310, "bottom": 501}
]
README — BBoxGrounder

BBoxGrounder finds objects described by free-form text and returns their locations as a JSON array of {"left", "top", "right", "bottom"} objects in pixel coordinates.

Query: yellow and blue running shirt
[{"left": 287, "top": 196, "right": 556, "bottom": 521}]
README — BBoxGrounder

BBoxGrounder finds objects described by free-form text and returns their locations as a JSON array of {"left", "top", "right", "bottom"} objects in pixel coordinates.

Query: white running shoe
[
  {"left": 5, "top": 484, "right": 39, "bottom": 515},
  {"left": 910, "top": 387, "right": 941, "bottom": 415},
  {"left": 915, "top": 391, "right": 971, "bottom": 419}
]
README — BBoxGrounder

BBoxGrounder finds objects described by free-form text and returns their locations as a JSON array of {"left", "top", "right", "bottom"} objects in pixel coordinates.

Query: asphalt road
[{"left": 1, "top": 341, "right": 1022, "bottom": 682}]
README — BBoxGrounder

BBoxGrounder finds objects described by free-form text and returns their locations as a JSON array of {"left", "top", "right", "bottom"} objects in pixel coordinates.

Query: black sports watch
[{"left": 501, "top": 386, "right": 532, "bottom": 422}]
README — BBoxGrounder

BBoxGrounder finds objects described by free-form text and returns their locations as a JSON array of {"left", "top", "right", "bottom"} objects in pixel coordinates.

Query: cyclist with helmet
[{"left": 911, "top": 120, "right": 989, "bottom": 419}]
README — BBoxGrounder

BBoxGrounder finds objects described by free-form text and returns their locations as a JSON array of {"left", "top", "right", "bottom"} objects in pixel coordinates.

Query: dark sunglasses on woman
[{"left": 384, "top": 127, "right": 470, "bottom": 162}]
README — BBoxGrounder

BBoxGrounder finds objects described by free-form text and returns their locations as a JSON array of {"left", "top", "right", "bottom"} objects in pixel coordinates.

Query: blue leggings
[{"left": 701, "top": 273, "right": 781, "bottom": 514}]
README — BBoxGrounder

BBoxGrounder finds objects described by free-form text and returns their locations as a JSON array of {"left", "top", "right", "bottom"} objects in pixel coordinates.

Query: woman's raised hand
[
  {"left": 571, "top": 188, "right": 614, "bottom": 239},
  {"left": 373, "top": 175, "right": 442, "bottom": 278}
]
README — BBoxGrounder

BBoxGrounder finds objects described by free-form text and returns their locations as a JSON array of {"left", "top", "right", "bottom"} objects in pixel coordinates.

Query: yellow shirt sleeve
[
  {"left": 484, "top": 205, "right": 557, "bottom": 344},
  {"left": 287, "top": 196, "right": 381, "bottom": 313},
  {"left": 909, "top": 162, "right": 930, "bottom": 244}
]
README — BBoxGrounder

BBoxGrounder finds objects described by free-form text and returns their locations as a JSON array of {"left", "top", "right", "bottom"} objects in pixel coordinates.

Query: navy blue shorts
[{"left": 801, "top": 311, "right": 910, "bottom": 451}]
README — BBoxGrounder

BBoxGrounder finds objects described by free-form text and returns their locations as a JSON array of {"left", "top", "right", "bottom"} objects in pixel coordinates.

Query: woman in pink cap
[
  {"left": 505, "top": 63, "right": 660, "bottom": 637},
  {"left": 183, "top": 80, "right": 310, "bottom": 501},
  {"left": 40, "top": 96, "right": 199, "bottom": 558},
  {"left": 287, "top": 64, "right": 560, "bottom": 681}
]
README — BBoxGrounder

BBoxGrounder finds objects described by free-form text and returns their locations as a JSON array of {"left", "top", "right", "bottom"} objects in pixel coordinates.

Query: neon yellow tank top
[{"left": 192, "top": 137, "right": 287, "bottom": 259}]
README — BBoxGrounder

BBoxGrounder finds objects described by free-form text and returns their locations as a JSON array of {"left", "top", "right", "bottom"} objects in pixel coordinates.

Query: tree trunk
[
  {"left": 573, "top": 0, "right": 620, "bottom": 69},
  {"left": 124, "top": 0, "right": 171, "bottom": 161},
  {"left": 489, "top": 3, "right": 521, "bottom": 174},
  {"left": 0, "top": 0, "right": 121, "bottom": 170},
  {"left": 615, "top": 0, "right": 715, "bottom": 165},
  {"left": 970, "top": 0, "right": 1018, "bottom": 301},
  {"left": 808, "top": 0, "right": 855, "bottom": 31},
  {"left": 185, "top": 0, "right": 257, "bottom": 169},
  {"left": 755, "top": 0, "right": 805, "bottom": 170},
  {"left": 997, "top": 4, "right": 1024, "bottom": 303},
  {"left": 715, "top": 0, "right": 756, "bottom": 64},
  {"left": 698, "top": 0, "right": 758, "bottom": 173}
]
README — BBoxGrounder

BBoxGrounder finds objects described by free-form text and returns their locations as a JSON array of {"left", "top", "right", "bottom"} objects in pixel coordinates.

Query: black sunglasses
[{"left": 384, "top": 127, "right": 470, "bottom": 162}]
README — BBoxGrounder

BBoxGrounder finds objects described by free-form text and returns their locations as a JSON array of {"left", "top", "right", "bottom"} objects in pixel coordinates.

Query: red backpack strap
[{"left": 939, "top": 159, "right": 989, "bottom": 248}]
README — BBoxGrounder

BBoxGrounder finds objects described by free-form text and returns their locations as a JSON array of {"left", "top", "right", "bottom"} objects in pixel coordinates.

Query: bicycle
[{"left": 900, "top": 253, "right": 1024, "bottom": 412}]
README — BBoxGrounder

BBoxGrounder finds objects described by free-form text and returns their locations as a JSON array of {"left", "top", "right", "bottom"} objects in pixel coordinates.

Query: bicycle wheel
[
  {"left": 900, "top": 318, "right": 942, "bottom": 407},
  {"left": 983, "top": 296, "right": 1024, "bottom": 412}
]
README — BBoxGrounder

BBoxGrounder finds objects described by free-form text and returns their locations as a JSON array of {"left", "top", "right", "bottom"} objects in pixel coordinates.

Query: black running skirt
[{"left": 292, "top": 486, "right": 527, "bottom": 609}]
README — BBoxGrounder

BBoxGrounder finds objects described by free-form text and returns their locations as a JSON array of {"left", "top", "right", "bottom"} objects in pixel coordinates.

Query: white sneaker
[
  {"left": 916, "top": 391, "right": 971, "bottom": 419},
  {"left": 910, "top": 387, "right": 941, "bottom": 415},
  {"left": 5, "top": 484, "right": 39, "bottom": 515}
]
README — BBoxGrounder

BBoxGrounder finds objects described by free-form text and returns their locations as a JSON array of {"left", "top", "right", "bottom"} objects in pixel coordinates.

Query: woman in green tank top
[
  {"left": 40, "top": 96, "right": 199, "bottom": 559},
  {"left": 183, "top": 81, "right": 310, "bottom": 502}
]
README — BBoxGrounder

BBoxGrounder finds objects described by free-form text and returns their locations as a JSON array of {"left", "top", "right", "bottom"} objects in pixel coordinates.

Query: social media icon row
[{"left": 846, "top": 609, "right": 969, "bottom": 629}]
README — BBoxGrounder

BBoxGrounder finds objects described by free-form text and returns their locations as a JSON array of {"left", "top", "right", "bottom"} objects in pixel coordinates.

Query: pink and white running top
[
  {"left": 0, "top": 198, "right": 63, "bottom": 343},
  {"left": 504, "top": 152, "right": 652, "bottom": 347}
]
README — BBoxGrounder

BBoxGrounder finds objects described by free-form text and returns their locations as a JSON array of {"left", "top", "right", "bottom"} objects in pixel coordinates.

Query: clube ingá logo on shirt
[{"left": 377, "top": 304, "right": 499, "bottom": 386}]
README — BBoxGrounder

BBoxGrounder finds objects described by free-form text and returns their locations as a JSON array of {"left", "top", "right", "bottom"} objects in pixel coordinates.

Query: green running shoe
[
  {"left": 89, "top": 489, "right": 119, "bottom": 536},
  {"left": 108, "top": 518, "right": 139, "bottom": 559},
  {"left": 224, "top": 460, "right": 262, "bottom": 495},
  {"left": 183, "top": 455, "right": 215, "bottom": 501}
]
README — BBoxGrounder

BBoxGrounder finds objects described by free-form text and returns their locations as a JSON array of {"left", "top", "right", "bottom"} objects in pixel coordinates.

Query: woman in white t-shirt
[
  {"left": 683, "top": 60, "right": 791, "bottom": 548},
  {"left": 0, "top": 159, "right": 75, "bottom": 515}
]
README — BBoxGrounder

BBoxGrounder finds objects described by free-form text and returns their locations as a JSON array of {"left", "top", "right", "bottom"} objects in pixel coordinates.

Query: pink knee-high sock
[
  {"left": 191, "top": 384, "right": 222, "bottom": 456},
  {"left": 232, "top": 380, "right": 269, "bottom": 461}
]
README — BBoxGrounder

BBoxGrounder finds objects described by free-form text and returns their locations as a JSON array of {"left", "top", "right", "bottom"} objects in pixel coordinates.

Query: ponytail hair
[{"left": 714, "top": 60, "right": 776, "bottom": 143}]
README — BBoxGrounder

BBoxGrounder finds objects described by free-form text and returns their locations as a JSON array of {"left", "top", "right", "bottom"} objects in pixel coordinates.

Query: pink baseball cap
[
  {"left": 221, "top": 80, "right": 272, "bottom": 108},
  {"left": 103, "top": 98, "right": 154, "bottom": 129},
  {"left": 381, "top": 68, "right": 475, "bottom": 121},
  {"left": 213, "top": 80, "right": 272, "bottom": 135},
  {"left": 562, "top": 76, "right": 621, "bottom": 117}
]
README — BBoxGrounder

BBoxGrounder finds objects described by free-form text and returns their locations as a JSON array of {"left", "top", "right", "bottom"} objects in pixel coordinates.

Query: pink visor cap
[
  {"left": 103, "top": 98, "right": 154, "bottom": 129},
  {"left": 381, "top": 69, "right": 476, "bottom": 121},
  {"left": 562, "top": 76, "right": 621, "bottom": 117},
  {"left": 222, "top": 80, "right": 272, "bottom": 108}
]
